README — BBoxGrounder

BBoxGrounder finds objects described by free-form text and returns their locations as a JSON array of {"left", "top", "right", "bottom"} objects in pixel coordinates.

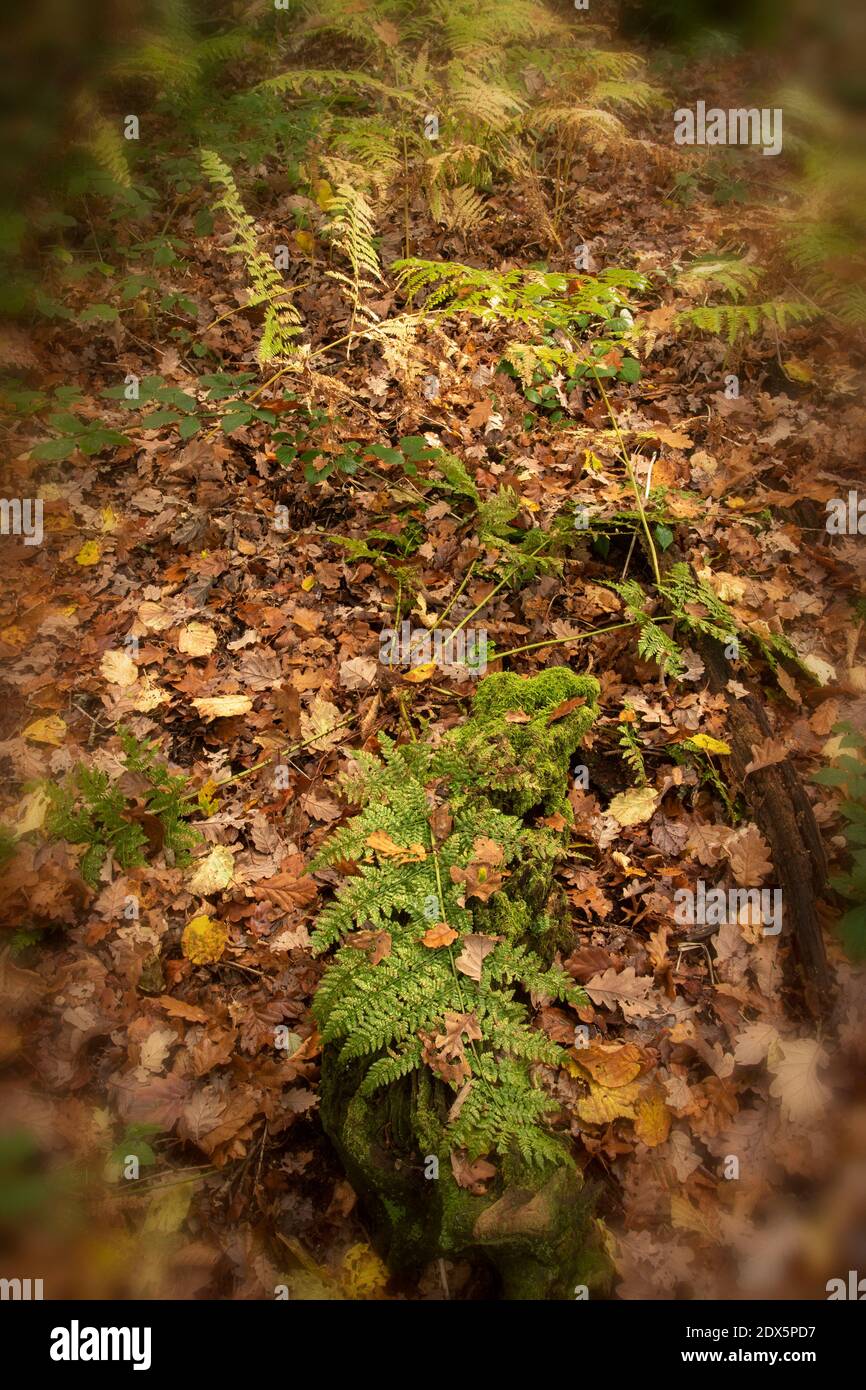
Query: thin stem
[
  {"left": 494, "top": 620, "right": 636, "bottom": 663},
  {"left": 590, "top": 365, "right": 661, "bottom": 587},
  {"left": 182, "top": 714, "right": 356, "bottom": 802}
]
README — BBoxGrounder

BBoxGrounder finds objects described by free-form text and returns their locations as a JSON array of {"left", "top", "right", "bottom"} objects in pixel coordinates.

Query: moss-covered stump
[{"left": 310, "top": 668, "right": 612, "bottom": 1299}]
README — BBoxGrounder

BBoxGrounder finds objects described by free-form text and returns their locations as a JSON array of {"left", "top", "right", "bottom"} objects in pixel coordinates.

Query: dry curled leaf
[{"left": 192, "top": 694, "right": 253, "bottom": 720}]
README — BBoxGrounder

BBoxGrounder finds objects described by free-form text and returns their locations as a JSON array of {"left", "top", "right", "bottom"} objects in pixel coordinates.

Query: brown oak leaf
[{"left": 455, "top": 933, "right": 498, "bottom": 981}]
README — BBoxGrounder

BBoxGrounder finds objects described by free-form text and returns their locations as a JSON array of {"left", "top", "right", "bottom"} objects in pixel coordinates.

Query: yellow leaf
[
  {"left": 634, "top": 1086, "right": 671, "bottom": 1148},
  {"left": 191, "top": 695, "right": 253, "bottom": 720},
  {"left": 23, "top": 715, "right": 67, "bottom": 747},
  {"left": 11, "top": 787, "right": 50, "bottom": 838},
  {"left": 607, "top": 786, "right": 658, "bottom": 826},
  {"left": 339, "top": 1243, "right": 389, "bottom": 1300},
  {"left": 75, "top": 540, "right": 101, "bottom": 566},
  {"left": 577, "top": 1079, "right": 639, "bottom": 1125},
  {"left": 187, "top": 845, "right": 235, "bottom": 896},
  {"left": 671, "top": 1193, "right": 718, "bottom": 1241},
  {"left": 301, "top": 575, "right": 316, "bottom": 592},
  {"left": 313, "top": 178, "right": 333, "bottom": 211},
  {"left": 293, "top": 229, "right": 316, "bottom": 256},
  {"left": 181, "top": 914, "right": 228, "bottom": 965},
  {"left": 133, "top": 677, "right": 168, "bottom": 712},
  {"left": 402, "top": 661, "right": 436, "bottom": 683},
  {"left": 689, "top": 734, "right": 731, "bottom": 756},
  {"left": 572, "top": 1042, "right": 642, "bottom": 1089},
  {"left": 782, "top": 357, "right": 813, "bottom": 384},
  {"left": 142, "top": 1181, "right": 193, "bottom": 1235}
]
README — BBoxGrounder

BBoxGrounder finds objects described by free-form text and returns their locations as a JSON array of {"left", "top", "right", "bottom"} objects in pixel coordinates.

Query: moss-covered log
[{"left": 310, "top": 668, "right": 612, "bottom": 1299}]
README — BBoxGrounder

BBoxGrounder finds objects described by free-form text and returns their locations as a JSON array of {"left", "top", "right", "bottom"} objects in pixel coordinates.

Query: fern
[
  {"left": 429, "top": 183, "right": 489, "bottom": 233},
  {"left": 201, "top": 149, "right": 303, "bottom": 364},
  {"left": 588, "top": 79, "right": 666, "bottom": 114},
  {"left": 394, "top": 259, "right": 645, "bottom": 356},
  {"left": 323, "top": 183, "right": 384, "bottom": 333},
  {"left": 608, "top": 562, "right": 797, "bottom": 679},
  {"left": 312, "top": 669, "right": 599, "bottom": 1168},
  {"left": 677, "top": 299, "right": 817, "bottom": 344},
  {"left": 44, "top": 730, "right": 200, "bottom": 887},
  {"left": 618, "top": 707, "right": 648, "bottom": 785},
  {"left": 674, "top": 255, "right": 763, "bottom": 302}
]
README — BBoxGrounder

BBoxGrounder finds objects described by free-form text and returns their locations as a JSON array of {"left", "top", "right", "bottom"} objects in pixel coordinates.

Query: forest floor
[{"left": 1, "top": 8, "right": 865, "bottom": 1300}]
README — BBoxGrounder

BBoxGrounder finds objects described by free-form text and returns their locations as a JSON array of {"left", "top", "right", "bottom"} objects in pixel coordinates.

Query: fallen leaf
[
  {"left": 75, "top": 540, "right": 100, "bottom": 565},
  {"left": 577, "top": 1078, "right": 639, "bottom": 1125},
  {"left": 608, "top": 786, "right": 659, "bottom": 826},
  {"left": 192, "top": 694, "right": 253, "bottom": 720},
  {"left": 744, "top": 736, "right": 788, "bottom": 775},
  {"left": 339, "top": 655, "right": 377, "bottom": 690},
  {"left": 455, "top": 933, "right": 498, "bottom": 981},
  {"left": 634, "top": 1086, "right": 671, "bottom": 1147},
  {"left": 402, "top": 661, "right": 436, "bottom": 683},
  {"left": 450, "top": 1149, "right": 497, "bottom": 1193},
  {"left": 421, "top": 923, "right": 458, "bottom": 948},
  {"left": 366, "top": 829, "right": 426, "bottom": 862},
  {"left": 22, "top": 716, "right": 66, "bottom": 746},
  {"left": 726, "top": 824, "right": 773, "bottom": 885},
  {"left": 299, "top": 694, "right": 344, "bottom": 749},
  {"left": 178, "top": 622, "right": 218, "bottom": 657},
  {"left": 100, "top": 649, "right": 138, "bottom": 686},
  {"left": 585, "top": 966, "right": 656, "bottom": 1019},
  {"left": 181, "top": 913, "right": 228, "bottom": 965},
  {"left": 575, "top": 1042, "right": 642, "bottom": 1088},
  {"left": 187, "top": 845, "right": 235, "bottom": 896},
  {"left": 767, "top": 1037, "right": 830, "bottom": 1123},
  {"left": 348, "top": 929, "right": 392, "bottom": 965},
  {"left": 435, "top": 1009, "right": 482, "bottom": 1059}
]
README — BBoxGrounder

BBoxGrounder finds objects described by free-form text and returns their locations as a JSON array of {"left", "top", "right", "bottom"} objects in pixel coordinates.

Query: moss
[{"left": 459, "top": 667, "right": 600, "bottom": 816}]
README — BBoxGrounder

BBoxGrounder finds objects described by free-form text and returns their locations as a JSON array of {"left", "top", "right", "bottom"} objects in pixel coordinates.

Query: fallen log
[{"left": 696, "top": 632, "right": 831, "bottom": 1011}]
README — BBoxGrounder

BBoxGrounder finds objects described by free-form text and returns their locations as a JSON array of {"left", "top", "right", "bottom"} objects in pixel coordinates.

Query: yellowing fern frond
[
  {"left": 429, "top": 183, "right": 489, "bottom": 233},
  {"left": 448, "top": 72, "right": 526, "bottom": 131}
]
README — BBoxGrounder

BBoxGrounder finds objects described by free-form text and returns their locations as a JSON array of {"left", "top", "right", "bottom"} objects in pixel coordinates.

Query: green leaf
[
  {"left": 79, "top": 304, "right": 119, "bottom": 325},
  {"left": 31, "top": 437, "right": 74, "bottom": 461}
]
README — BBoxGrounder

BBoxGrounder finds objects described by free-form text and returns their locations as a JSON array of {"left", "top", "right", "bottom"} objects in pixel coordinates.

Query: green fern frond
[
  {"left": 674, "top": 255, "right": 763, "bottom": 302},
  {"left": 677, "top": 299, "right": 817, "bottom": 344},
  {"left": 201, "top": 148, "right": 303, "bottom": 364},
  {"left": 312, "top": 669, "right": 600, "bottom": 1167}
]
